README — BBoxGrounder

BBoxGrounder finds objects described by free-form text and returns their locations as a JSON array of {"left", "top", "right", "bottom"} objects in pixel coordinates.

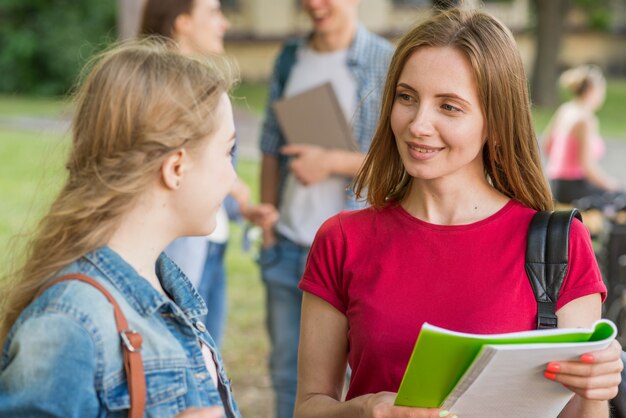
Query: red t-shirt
[{"left": 299, "top": 199, "right": 606, "bottom": 400}]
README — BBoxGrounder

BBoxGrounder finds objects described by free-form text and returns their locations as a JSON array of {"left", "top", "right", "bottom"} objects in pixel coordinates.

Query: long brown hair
[
  {"left": 354, "top": 8, "right": 553, "bottom": 211},
  {"left": 140, "top": 0, "right": 195, "bottom": 39},
  {"left": 0, "top": 40, "right": 235, "bottom": 344}
]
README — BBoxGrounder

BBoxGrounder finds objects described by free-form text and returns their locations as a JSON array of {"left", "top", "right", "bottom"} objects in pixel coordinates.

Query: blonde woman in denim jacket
[{"left": 0, "top": 41, "right": 241, "bottom": 418}]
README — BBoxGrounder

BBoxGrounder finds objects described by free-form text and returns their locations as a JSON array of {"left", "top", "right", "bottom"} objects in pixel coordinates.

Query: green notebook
[{"left": 394, "top": 319, "right": 616, "bottom": 408}]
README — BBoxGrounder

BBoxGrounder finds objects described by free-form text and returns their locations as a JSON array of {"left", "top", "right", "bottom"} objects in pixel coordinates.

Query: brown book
[{"left": 272, "top": 82, "right": 358, "bottom": 151}]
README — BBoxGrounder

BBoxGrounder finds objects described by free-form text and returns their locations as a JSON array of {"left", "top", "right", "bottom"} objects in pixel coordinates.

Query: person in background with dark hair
[
  {"left": 544, "top": 64, "right": 623, "bottom": 205},
  {"left": 295, "top": 8, "right": 622, "bottom": 418},
  {"left": 140, "top": 0, "right": 278, "bottom": 348}
]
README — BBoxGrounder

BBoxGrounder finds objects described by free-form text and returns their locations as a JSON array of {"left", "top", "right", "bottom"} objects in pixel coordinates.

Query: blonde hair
[
  {"left": 354, "top": 8, "right": 553, "bottom": 211},
  {"left": 559, "top": 64, "right": 605, "bottom": 97},
  {"left": 1, "top": 40, "right": 235, "bottom": 344}
]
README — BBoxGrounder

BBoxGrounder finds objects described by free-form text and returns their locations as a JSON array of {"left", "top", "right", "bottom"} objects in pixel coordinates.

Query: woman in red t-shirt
[{"left": 295, "top": 7, "right": 623, "bottom": 418}]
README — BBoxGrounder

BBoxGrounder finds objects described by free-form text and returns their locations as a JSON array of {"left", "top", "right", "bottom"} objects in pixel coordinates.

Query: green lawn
[
  {"left": 231, "top": 82, "right": 269, "bottom": 117},
  {"left": 0, "top": 95, "right": 71, "bottom": 118}
]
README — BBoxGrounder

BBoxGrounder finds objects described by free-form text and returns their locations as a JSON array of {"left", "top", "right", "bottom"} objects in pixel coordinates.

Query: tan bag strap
[{"left": 38, "top": 273, "right": 146, "bottom": 418}]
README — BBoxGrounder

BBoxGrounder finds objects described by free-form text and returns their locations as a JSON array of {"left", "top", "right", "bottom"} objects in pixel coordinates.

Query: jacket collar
[{"left": 82, "top": 246, "right": 207, "bottom": 319}]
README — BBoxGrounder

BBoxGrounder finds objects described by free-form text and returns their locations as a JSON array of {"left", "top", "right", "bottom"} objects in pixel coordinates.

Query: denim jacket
[{"left": 0, "top": 246, "right": 241, "bottom": 418}]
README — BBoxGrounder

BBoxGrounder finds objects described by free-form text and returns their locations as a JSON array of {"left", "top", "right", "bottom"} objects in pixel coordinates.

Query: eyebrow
[{"left": 396, "top": 82, "right": 471, "bottom": 106}]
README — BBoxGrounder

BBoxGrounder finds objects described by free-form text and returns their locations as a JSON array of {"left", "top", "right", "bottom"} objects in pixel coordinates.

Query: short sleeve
[
  {"left": 0, "top": 313, "right": 100, "bottom": 417},
  {"left": 557, "top": 218, "right": 607, "bottom": 310},
  {"left": 299, "top": 215, "right": 348, "bottom": 314}
]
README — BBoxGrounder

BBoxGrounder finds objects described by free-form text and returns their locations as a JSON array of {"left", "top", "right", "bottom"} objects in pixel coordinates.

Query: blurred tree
[
  {"left": 531, "top": 0, "right": 570, "bottom": 107},
  {"left": 0, "top": 0, "right": 116, "bottom": 96}
]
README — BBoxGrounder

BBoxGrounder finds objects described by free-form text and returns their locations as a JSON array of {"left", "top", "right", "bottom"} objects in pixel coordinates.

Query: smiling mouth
[
  {"left": 408, "top": 144, "right": 442, "bottom": 153},
  {"left": 311, "top": 10, "right": 329, "bottom": 20}
]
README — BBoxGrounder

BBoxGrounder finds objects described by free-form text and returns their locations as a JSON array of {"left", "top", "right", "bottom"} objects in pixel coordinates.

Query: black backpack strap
[{"left": 525, "top": 209, "right": 582, "bottom": 329}]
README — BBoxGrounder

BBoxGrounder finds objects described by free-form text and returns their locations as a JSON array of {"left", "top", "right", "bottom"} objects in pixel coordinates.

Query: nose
[
  {"left": 303, "top": 0, "right": 323, "bottom": 9},
  {"left": 220, "top": 12, "right": 230, "bottom": 31},
  {"left": 408, "top": 106, "right": 435, "bottom": 138}
]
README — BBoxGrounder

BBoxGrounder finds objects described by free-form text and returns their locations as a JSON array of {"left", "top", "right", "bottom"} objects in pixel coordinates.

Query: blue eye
[
  {"left": 229, "top": 143, "right": 237, "bottom": 157},
  {"left": 396, "top": 92, "right": 413, "bottom": 102},
  {"left": 441, "top": 103, "right": 460, "bottom": 112}
]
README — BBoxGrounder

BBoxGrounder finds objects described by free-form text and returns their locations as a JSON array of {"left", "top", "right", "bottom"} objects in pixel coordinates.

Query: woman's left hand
[{"left": 544, "top": 339, "right": 624, "bottom": 400}]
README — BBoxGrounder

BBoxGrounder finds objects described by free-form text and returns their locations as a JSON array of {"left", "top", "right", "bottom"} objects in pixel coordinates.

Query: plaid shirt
[{"left": 259, "top": 25, "right": 393, "bottom": 210}]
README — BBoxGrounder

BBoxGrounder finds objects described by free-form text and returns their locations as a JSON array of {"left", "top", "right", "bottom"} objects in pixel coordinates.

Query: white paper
[{"left": 442, "top": 337, "right": 615, "bottom": 417}]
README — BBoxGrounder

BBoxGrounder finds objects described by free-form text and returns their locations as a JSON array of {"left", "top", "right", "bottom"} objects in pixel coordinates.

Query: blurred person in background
[
  {"left": 544, "top": 64, "right": 623, "bottom": 205},
  {"left": 140, "top": 0, "right": 278, "bottom": 348},
  {"left": 258, "top": 0, "right": 393, "bottom": 416}
]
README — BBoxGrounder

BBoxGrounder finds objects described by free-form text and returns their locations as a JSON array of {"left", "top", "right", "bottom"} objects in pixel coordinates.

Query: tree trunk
[
  {"left": 117, "top": 0, "right": 144, "bottom": 40},
  {"left": 531, "top": 0, "right": 570, "bottom": 107}
]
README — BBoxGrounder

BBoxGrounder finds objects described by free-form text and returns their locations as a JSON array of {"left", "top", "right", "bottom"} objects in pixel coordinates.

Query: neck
[
  {"left": 573, "top": 97, "right": 596, "bottom": 113},
  {"left": 310, "top": 21, "right": 357, "bottom": 52},
  {"left": 401, "top": 177, "right": 509, "bottom": 225},
  {"left": 107, "top": 195, "right": 175, "bottom": 293}
]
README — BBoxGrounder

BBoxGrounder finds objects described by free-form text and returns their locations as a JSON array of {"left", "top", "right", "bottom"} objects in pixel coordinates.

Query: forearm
[
  {"left": 558, "top": 395, "right": 608, "bottom": 418},
  {"left": 327, "top": 150, "right": 366, "bottom": 177},
  {"left": 296, "top": 393, "right": 372, "bottom": 418},
  {"left": 583, "top": 165, "right": 621, "bottom": 192}
]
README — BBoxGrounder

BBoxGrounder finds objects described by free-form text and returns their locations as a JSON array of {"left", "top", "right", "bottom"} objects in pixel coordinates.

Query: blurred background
[{"left": 1, "top": 1, "right": 625, "bottom": 416}]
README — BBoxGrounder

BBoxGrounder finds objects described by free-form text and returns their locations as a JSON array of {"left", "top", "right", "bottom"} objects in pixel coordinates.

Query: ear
[
  {"left": 173, "top": 13, "right": 192, "bottom": 39},
  {"left": 161, "top": 149, "right": 188, "bottom": 190}
]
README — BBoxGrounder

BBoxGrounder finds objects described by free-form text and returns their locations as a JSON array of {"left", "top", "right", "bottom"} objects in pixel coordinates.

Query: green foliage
[
  {"left": 0, "top": 0, "right": 116, "bottom": 95},
  {"left": 573, "top": 0, "right": 613, "bottom": 31}
]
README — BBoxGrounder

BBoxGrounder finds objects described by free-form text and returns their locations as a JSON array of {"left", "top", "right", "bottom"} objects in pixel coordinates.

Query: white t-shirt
[
  {"left": 201, "top": 342, "right": 219, "bottom": 389},
  {"left": 208, "top": 205, "right": 229, "bottom": 244},
  {"left": 275, "top": 46, "right": 357, "bottom": 246}
]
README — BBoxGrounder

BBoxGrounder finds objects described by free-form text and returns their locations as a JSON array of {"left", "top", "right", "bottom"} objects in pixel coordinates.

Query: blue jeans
[
  {"left": 199, "top": 241, "right": 228, "bottom": 347},
  {"left": 258, "top": 235, "right": 310, "bottom": 418}
]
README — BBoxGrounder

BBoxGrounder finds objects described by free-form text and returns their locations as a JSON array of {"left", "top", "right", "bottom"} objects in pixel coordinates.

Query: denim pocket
[
  {"left": 257, "top": 243, "right": 281, "bottom": 268},
  {"left": 102, "top": 366, "right": 187, "bottom": 417}
]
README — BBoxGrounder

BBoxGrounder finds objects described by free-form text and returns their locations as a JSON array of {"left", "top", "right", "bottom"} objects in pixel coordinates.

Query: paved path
[{"left": 1, "top": 108, "right": 624, "bottom": 185}]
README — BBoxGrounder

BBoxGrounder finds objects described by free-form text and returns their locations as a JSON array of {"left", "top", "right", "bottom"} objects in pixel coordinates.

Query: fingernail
[
  {"left": 451, "top": 415, "right": 459, "bottom": 418},
  {"left": 547, "top": 362, "right": 561, "bottom": 372},
  {"left": 439, "top": 411, "right": 450, "bottom": 417},
  {"left": 581, "top": 353, "right": 594, "bottom": 363},
  {"left": 544, "top": 371, "right": 556, "bottom": 380}
]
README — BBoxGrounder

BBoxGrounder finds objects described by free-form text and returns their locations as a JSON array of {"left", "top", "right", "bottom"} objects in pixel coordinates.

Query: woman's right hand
[
  {"left": 365, "top": 392, "right": 455, "bottom": 418},
  {"left": 175, "top": 406, "right": 224, "bottom": 418}
]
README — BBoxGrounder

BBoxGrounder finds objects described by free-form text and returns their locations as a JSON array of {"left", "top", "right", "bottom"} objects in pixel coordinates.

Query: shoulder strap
[
  {"left": 276, "top": 42, "right": 298, "bottom": 94},
  {"left": 37, "top": 273, "right": 146, "bottom": 418},
  {"left": 525, "top": 209, "right": 582, "bottom": 329}
]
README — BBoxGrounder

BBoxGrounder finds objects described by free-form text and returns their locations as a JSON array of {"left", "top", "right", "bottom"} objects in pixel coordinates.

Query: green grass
[
  {"left": 231, "top": 82, "right": 269, "bottom": 116},
  {"left": 0, "top": 129, "right": 69, "bottom": 270},
  {"left": 0, "top": 95, "right": 70, "bottom": 117}
]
